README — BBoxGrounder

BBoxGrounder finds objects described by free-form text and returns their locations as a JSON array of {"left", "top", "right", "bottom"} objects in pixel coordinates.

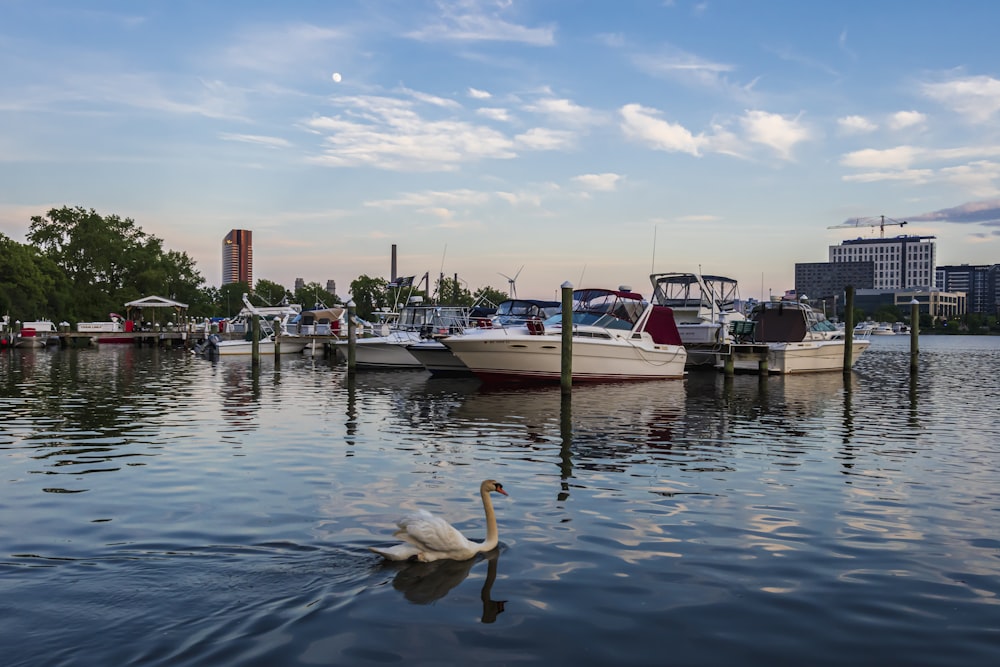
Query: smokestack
[{"left": 391, "top": 244, "right": 397, "bottom": 282}]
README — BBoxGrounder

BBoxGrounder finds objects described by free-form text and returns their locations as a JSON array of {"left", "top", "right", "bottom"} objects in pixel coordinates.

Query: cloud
[
  {"left": 223, "top": 23, "right": 346, "bottom": 74},
  {"left": 365, "top": 189, "right": 493, "bottom": 210},
  {"left": 840, "top": 145, "right": 922, "bottom": 170},
  {"left": 631, "top": 48, "right": 738, "bottom": 91},
  {"left": 838, "top": 115, "right": 877, "bottom": 134},
  {"left": 523, "top": 97, "right": 601, "bottom": 126},
  {"left": 888, "top": 110, "right": 927, "bottom": 130},
  {"left": 922, "top": 74, "right": 1000, "bottom": 123},
  {"left": 514, "top": 127, "right": 576, "bottom": 151},
  {"left": 739, "top": 110, "right": 810, "bottom": 160},
  {"left": 219, "top": 133, "right": 292, "bottom": 148},
  {"left": 306, "top": 94, "right": 517, "bottom": 171},
  {"left": 906, "top": 198, "right": 1000, "bottom": 225},
  {"left": 406, "top": 1, "right": 556, "bottom": 46},
  {"left": 468, "top": 87, "right": 492, "bottom": 99},
  {"left": 620, "top": 103, "right": 704, "bottom": 156},
  {"left": 572, "top": 173, "right": 623, "bottom": 192},
  {"left": 476, "top": 107, "right": 512, "bottom": 122}
]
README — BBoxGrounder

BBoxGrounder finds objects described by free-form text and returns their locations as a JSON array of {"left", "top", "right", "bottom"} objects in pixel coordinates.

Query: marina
[{"left": 1, "top": 335, "right": 998, "bottom": 666}]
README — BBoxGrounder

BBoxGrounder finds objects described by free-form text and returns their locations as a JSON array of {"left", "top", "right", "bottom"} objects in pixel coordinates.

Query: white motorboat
[
  {"left": 335, "top": 299, "right": 475, "bottom": 369},
  {"left": 871, "top": 323, "right": 896, "bottom": 335},
  {"left": 649, "top": 271, "right": 746, "bottom": 366},
  {"left": 202, "top": 294, "right": 308, "bottom": 356},
  {"left": 726, "top": 298, "right": 871, "bottom": 374},
  {"left": 442, "top": 287, "right": 687, "bottom": 383},
  {"left": 15, "top": 320, "right": 57, "bottom": 348},
  {"left": 408, "top": 299, "right": 562, "bottom": 376}
]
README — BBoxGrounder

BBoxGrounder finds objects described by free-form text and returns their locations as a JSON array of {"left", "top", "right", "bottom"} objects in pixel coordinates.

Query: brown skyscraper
[{"left": 222, "top": 229, "right": 253, "bottom": 286}]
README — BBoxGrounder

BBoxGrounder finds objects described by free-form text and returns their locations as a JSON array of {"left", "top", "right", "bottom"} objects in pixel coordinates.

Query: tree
[
  {"left": 0, "top": 233, "right": 72, "bottom": 319},
  {"left": 213, "top": 282, "right": 251, "bottom": 316},
  {"left": 348, "top": 275, "right": 389, "bottom": 321},
  {"left": 252, "top": 279, "right": 290, "bottom": 307},
  {"left": 293, "top": 281, "right": 338, "bottom": 309},
  {"left": 434, "top": 276, "right": 474, "bottom": 305},
  {"left": 27, "top": 206, "right": 205, "bottom": 320},
  {"left": 473, "top": 285, "right": 509, "bottom": 308}
]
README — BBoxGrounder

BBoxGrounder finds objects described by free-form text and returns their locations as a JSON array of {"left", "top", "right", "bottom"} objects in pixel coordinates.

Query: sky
[{"left": 3, "top": 0, "right": 1000, "bottom": 303}]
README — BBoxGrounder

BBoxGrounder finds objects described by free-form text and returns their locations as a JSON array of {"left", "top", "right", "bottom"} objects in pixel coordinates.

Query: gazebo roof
[{"left": 124, "top": 296, "right": 189, "bottom": 309}]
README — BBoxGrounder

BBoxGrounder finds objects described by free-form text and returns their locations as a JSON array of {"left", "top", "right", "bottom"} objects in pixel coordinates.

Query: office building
[
  {"left": 222, "top": 229, "right": 253, "bottom": 287},
  {"left": 829, "top": 235, "right": 937, "bottom": 290}
]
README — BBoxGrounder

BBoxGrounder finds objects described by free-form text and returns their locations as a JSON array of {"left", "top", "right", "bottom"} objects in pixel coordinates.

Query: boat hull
[
  {"left": 407, "top": 340, "right": 470, "bottom": 375},
  {"left": 727, "top": 339, "right": 871, "bottom": 374},
  {"left": 211, "top": 337, "right": 310, "bottom": 355},
  {"left": 334, "top": 333, "right": 424, "bottom": 368},
  {"left": 445, "top": 333, "right": 687, "bottom": 383}
]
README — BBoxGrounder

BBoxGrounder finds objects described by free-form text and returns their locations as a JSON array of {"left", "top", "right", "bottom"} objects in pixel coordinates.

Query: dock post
[
  {"left": 842, "top": 286, "right": 855, "bottom": 374},
  {"left": 560, "top": 281, "right": 573, "bottom": 395},
  {"left": 758, "top": 352, "right": 769, "bottom": 375},
  {"left": 273, "top": 317, "right": 281, "bottom": 359},
  {"left": 251, "top": 316, "right": 260, "bottom": 367},
  {"left": 346, "top": 300, "right": 356, "bottom": 374},
  {"left": 723, "top": 345, "right": 735, "bottom": 376},
  {"left": 909, "top": 298, "right": 919, "bottom": 374}
]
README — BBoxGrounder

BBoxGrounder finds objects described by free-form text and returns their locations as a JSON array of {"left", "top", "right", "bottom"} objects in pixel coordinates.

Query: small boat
[
  {"left": 726, "top": 298, "right": 870, "bottom": 374},
  {"left": 649, "top": 271, "right": 747, "bottom": 366},
  {"left": 15, "top": 320, "right": 57, "bottom": 348},
  {"left": 408, "top": 299, "right": 561, "bottom": 376},
  {"left": 334, "top": 298, "right": 476, "bottom": 369},
  {"left": 202, "top": 294, "right": 308, "bottom": 356},
  {"left": 871, "top": 323, "right": 896, "bottom": 335},
  {"left": 442, "top": 287, "right": 687, "bottom": 383}
]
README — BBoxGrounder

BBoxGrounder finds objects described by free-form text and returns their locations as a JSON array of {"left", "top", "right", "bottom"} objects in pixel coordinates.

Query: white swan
[{"left": 370, "top": 479, "right": 508, "bottom": 562}]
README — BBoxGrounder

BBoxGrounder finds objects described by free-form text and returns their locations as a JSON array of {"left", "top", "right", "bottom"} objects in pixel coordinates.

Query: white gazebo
[{"left": 124, "top": 296, "right": 189, "bottom": 326}]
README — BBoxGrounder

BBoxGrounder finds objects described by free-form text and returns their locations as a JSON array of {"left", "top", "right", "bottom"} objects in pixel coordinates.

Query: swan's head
[{"left": 482, "top": 479, "right": 508, "bottom": 496}]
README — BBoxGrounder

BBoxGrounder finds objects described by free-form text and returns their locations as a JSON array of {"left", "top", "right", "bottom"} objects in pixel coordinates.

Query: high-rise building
[
  {"left": 936, "top": 264, "right": 1000, "bottom": 315},
  {"left": 222, "top": 229, "right": 253, "bottom": 287},
  {"left": 828, "top": 235, "right": 936, "bottom": 290}
]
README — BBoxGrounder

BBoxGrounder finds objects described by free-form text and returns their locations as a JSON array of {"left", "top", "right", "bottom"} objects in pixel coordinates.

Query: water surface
[{"left": 2, "top": 336, "right": 999, "bottom": 666}]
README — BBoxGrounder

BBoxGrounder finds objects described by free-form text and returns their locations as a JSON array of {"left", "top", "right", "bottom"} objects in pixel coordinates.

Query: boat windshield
[{"left": 543, "top": 289, "right": 647, "bottom": 331}]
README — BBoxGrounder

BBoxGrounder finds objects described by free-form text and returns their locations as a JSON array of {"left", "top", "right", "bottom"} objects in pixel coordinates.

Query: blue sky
[{"left": 3, "top": 0, "right": 1000, "bottom": 302}]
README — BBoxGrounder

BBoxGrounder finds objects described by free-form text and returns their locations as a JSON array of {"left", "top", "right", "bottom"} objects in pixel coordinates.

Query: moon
[{"left": 332, "top": 72, "right": 342, "bottom": 83}]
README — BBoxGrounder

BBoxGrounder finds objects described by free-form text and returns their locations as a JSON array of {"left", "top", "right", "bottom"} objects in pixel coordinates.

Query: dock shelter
[{"left": 124, "top": 296, "right": 189, "bottom": 327}]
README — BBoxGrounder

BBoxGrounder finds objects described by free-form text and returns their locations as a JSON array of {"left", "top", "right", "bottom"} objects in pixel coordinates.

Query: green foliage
[
  {"left": 349, "top": 275, "right": 389, "bottom": 321},
  {"left": 0, "top": 232, "right": 72, "bottom": 319},
  {"left": 872, "top": 305, "right": 902, "bottom": 323},
  {"left": 26, "top": 206, "right": 204, "bottom": 320},
  {"left": 252, "top": 279, "right": 290, "bottom": 306},
  {"left": 473, "top": 285, "right": 508, "bottom": 308},
  {"left": 435, "top": 276, "right": 473, "bottom": 305},
  {"left": 293, "top": 281, "right": 338, "bottom": 309}
]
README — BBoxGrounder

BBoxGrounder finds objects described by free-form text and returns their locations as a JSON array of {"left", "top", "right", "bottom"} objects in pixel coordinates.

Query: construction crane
[{"left": 828, "top": 215, "right": 908, "bottom": 238}]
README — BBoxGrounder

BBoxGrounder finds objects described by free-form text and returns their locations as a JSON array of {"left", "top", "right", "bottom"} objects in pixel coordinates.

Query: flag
[
  {"left": 389, "top": 276, "right": 414, "bottom": 288},
  {"left": 783, "top": 289, "right": 797, "bottom": 300}
]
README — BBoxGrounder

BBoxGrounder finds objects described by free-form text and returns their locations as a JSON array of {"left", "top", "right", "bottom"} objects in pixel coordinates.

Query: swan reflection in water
[{"left": 384, "top": 547, "right": 506, "bottom": 623}]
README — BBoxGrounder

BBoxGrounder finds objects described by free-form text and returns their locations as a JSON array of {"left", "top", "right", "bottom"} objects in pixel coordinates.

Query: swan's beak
[{"left": 496, "top": 488, "right": 508, "bottom": 496}]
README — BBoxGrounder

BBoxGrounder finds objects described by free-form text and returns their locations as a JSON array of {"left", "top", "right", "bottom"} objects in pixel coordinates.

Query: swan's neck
[{"left": 479, "top": 488, "right": 499, "bottom": 552}]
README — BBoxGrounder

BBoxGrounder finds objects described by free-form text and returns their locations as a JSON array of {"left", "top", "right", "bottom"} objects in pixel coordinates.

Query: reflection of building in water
[{"left": 217, "top": 362, "right": 262, "bottom": 431}]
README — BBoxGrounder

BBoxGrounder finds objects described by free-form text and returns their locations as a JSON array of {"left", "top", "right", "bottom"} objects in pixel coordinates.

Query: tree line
[{"left": 0, "top": 206, "right": 510, "bottom": 323}]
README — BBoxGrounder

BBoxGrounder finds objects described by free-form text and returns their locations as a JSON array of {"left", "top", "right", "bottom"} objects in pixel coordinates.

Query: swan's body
[{"left": 370, "top": 479, "right": 507, "bottom": 562}]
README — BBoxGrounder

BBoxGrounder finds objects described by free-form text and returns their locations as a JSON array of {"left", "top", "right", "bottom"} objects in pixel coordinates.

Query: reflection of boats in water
[
  {"left": 451, "top": 380, "right": 686, "bottom": 449},
  {"left": 385, "top": 548, "right": 506, "bottom": 622}
]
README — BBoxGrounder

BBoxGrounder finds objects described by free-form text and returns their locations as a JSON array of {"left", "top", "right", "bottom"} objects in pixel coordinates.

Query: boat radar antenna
[
  {"left": 828, "top": 215, "right": 908, "bottom": 238},
  {"left": 498, "top": 265, "right": 523, "bottom": 299}
]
